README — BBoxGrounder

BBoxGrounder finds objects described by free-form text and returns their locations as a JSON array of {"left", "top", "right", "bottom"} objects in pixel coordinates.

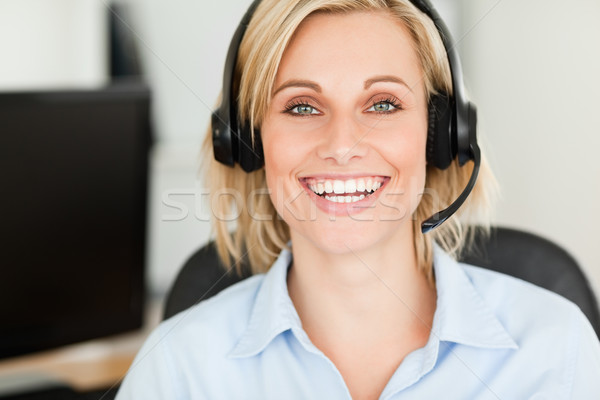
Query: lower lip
[{"left": 299, "top": 178, "right": 389, "bottom": 217}]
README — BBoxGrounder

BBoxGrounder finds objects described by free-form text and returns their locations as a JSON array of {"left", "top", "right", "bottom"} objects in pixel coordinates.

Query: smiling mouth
[{"left": 300, "top": 176, "right": 388, "bottom": 203}]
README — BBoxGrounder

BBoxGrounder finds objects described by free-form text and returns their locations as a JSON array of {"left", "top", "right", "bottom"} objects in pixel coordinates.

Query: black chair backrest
[
  {"left": 163, "top": 243, "right": 250, "bottom": 319},
  {"left": 164, "top": 227, "right": 600, "bottom": 338},
  {"left": 460, "top": 227, "right": 600, "bottom": 337}
]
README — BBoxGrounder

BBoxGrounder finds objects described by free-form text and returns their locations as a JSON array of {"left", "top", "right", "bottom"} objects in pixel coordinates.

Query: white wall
[
  {"left": 0, "top": 0, "right": 108, "bottom": 90},
  {"left": 126, "top": 0, "right": 256, "bottom": 294},
  {"left": 126, "top": 0, "right": 254, "bottom": 144},
  {"left": 459, "top": 0, "right": 600, "bottom": 292}
]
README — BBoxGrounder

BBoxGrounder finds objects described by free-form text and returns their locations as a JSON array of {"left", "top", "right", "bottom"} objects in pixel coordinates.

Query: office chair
[
  {"left": 163, "top": 227, "right": 600, "bottom": 338},
  {"left": 459, "top": 227, "right": 600, "bottom": 335}
]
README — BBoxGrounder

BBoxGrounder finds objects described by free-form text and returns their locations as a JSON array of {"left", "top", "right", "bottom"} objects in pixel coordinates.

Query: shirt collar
[
  {"left": 229, "top": 244, "right": 517, "bottom": 358},
  {"left": 431, "top": 245, "right": 518, "bottom": 349},
  {"left": 228, "top": 247, "right": 299, "bottom": 358}
]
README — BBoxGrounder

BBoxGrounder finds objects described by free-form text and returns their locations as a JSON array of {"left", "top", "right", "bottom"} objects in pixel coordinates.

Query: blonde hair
[{"left": 202, "top": 0, "right": 496, "bottom": 281}]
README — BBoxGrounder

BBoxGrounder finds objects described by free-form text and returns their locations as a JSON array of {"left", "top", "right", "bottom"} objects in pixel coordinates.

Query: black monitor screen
[{"left": 0, "top": 83, "right": 151, "bottom": 359}]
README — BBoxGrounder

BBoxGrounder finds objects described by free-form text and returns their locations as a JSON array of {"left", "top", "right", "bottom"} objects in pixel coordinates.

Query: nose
[{"left": 316, "top": 114, "right": 368, "bottom": 165}]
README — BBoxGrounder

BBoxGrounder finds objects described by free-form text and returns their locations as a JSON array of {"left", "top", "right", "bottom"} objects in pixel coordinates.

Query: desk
[
  {"left": 0, "top": 299, "right": 160, "bottom": 396},
  {"left": 0, "top": 331, "right": 143, "bottom": 394}
]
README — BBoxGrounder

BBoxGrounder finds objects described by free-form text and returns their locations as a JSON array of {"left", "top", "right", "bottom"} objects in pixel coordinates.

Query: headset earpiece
[
  {"left": 211, "top": 109, "right": 264, "bottom": 172},
  {"left": 212, "top": 110, "right": 234, "bottom": 167},
  {"left": 426, "top": 93, "right": 455, "bottom": 170},
  {"left": 238, "top": 124, "right": 264, "bottom": 173}
]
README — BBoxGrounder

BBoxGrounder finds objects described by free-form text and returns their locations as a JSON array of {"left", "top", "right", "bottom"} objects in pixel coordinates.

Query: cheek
[
  {"left": 400, "top": 123, "right": 428, "bottom": 189},
  {"left": 262, "top": 121, "right": 290, "bottom": 184},
  {"left": 379, "top": 118, "right": 428, "bottom": 172},
  {"left": 404, "top": 123, "right": 429, "bottom": 212},
  {"left": 376, "top": 120, "right": 428, "bottom": 215},
  {"left": 261, "top": 120, "right": 304, "bottom": 210}
]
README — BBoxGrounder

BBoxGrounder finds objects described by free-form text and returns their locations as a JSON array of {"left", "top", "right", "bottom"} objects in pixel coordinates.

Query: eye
[
  {"left": 290, "top": 104, "right": 319, "bottom": 115},
  {"left": 370, "top": 102, "right": 394, "bottom": 112},
  {"left": 283, "top": 98, "right": 322, "bottom": 117},
  {"left": 366, "top": 96, "right": 402, "bottom": 114}
]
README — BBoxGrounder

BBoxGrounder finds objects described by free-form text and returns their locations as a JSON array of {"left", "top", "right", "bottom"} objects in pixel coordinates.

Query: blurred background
[{"left": 0, "top": 0, "right": 598, "bottom": 396}]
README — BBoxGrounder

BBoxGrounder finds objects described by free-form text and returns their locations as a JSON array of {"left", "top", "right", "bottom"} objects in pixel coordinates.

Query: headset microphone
[{"left": 212, "top": 0, "right": 481, "bottom": 233}]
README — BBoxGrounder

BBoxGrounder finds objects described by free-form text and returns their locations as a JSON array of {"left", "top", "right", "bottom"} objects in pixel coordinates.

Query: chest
[
  {"left": 187, "top": 335, "right": 563, "bottom": 400},
  {"left": 320, "top": 338, "right": 428, "bottom": 400}
]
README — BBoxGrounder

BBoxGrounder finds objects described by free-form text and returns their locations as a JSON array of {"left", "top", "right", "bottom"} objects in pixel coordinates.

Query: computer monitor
[{"left": 0, "top": 81, "right": 151, "bottom": 359}]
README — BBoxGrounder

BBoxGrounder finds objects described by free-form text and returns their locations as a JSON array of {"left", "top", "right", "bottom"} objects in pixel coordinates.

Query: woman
[{"left": 117, "top": 0, "right": 600, "bottom": 399}]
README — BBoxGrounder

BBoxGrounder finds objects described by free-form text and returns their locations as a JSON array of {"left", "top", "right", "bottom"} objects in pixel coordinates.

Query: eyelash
[
  {"left": 283, "top": 99, "right": 319, "bottom": 117},
  {"left": 368, "top": 96, "right": 403, "bottom": 114},
  {"left": 282, "top": 96, "right": 403, "bottom": 117}
]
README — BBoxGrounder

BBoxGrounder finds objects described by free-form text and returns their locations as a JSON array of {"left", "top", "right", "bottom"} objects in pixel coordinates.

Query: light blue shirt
[{"left": 117, "top": 246, "right": 600, "bottom": 399}]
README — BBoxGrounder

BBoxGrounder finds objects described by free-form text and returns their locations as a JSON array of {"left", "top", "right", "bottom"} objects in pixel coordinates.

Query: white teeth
[
  {"left": 324, "top": 181, "right": 333, "bottom": 194},
  {"left": 324, "top": 195, "right": 363, "bottom": 203},
  {"left": 333, "top": 180, "right": 345, "bottom": 194},
  {"left": 307, "top": 177, "right": 385, "bottom": 199},
  {"left": 356, "top": 179, "right": 366, "bottom": 192},
  {"left": 344, "top": 180, "right": 356, "bottom": 193}
]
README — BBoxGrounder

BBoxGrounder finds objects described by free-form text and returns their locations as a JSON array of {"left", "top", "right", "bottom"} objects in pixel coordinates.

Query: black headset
[{"left": 211, "top": 0, "right": 481, "bottom": 234}]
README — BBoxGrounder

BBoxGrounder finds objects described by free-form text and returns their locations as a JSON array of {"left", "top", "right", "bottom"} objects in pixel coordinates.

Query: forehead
[{"left": 275, "top": 11, "right": 423, "bottom": 91}]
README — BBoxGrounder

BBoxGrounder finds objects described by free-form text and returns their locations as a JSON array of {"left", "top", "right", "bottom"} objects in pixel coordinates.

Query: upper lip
[{"left": 298, "top": 173, "right": 390, "bottom": 180}]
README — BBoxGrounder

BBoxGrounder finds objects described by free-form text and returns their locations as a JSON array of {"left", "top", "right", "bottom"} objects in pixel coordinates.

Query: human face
[{"left": 261, "top": 11, "right": 428, "bottom": 254}]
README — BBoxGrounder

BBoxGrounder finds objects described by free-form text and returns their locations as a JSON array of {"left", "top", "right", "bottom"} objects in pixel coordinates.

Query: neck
[{"left": 287, "top": 224, "right": 436, "bottom": 346}]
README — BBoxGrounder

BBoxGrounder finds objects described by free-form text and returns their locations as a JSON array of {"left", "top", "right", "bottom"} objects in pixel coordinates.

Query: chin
[{"left": 291, "top": 215, "right": 414, "bottom": 256}]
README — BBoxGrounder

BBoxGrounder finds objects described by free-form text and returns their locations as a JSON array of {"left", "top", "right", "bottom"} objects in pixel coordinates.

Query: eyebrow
[
  {"left": 364, "top": 75, "right": 413, "bottom": 92},
  {"left": 272, "top": 75, "right": 412, "bottom": 95},
  {"left": 273, "top": 80, "right": 322, "bottom": 95}
]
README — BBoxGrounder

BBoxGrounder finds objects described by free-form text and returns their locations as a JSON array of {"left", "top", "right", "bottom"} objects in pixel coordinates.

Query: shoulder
[
  {"left": 143, "top": 274, "right": 267, "bottom": 366},
  {"left": 461, "top": 262, "right": 578, "bottom": 313},
  {"left": 117, "top": 274, "right": 266, "bottom": 399},
  {"left": 460, "top": 262, "right": 600, "bottom": 393},
  {"left": 460, "top": 264, "right": 600, "bottom": 364},
  {"left": 460, "top": 262, "right": 584, "bottom": 337},
  {"left": 160, "top": 273, "right": 265, "bottom": 346}
]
